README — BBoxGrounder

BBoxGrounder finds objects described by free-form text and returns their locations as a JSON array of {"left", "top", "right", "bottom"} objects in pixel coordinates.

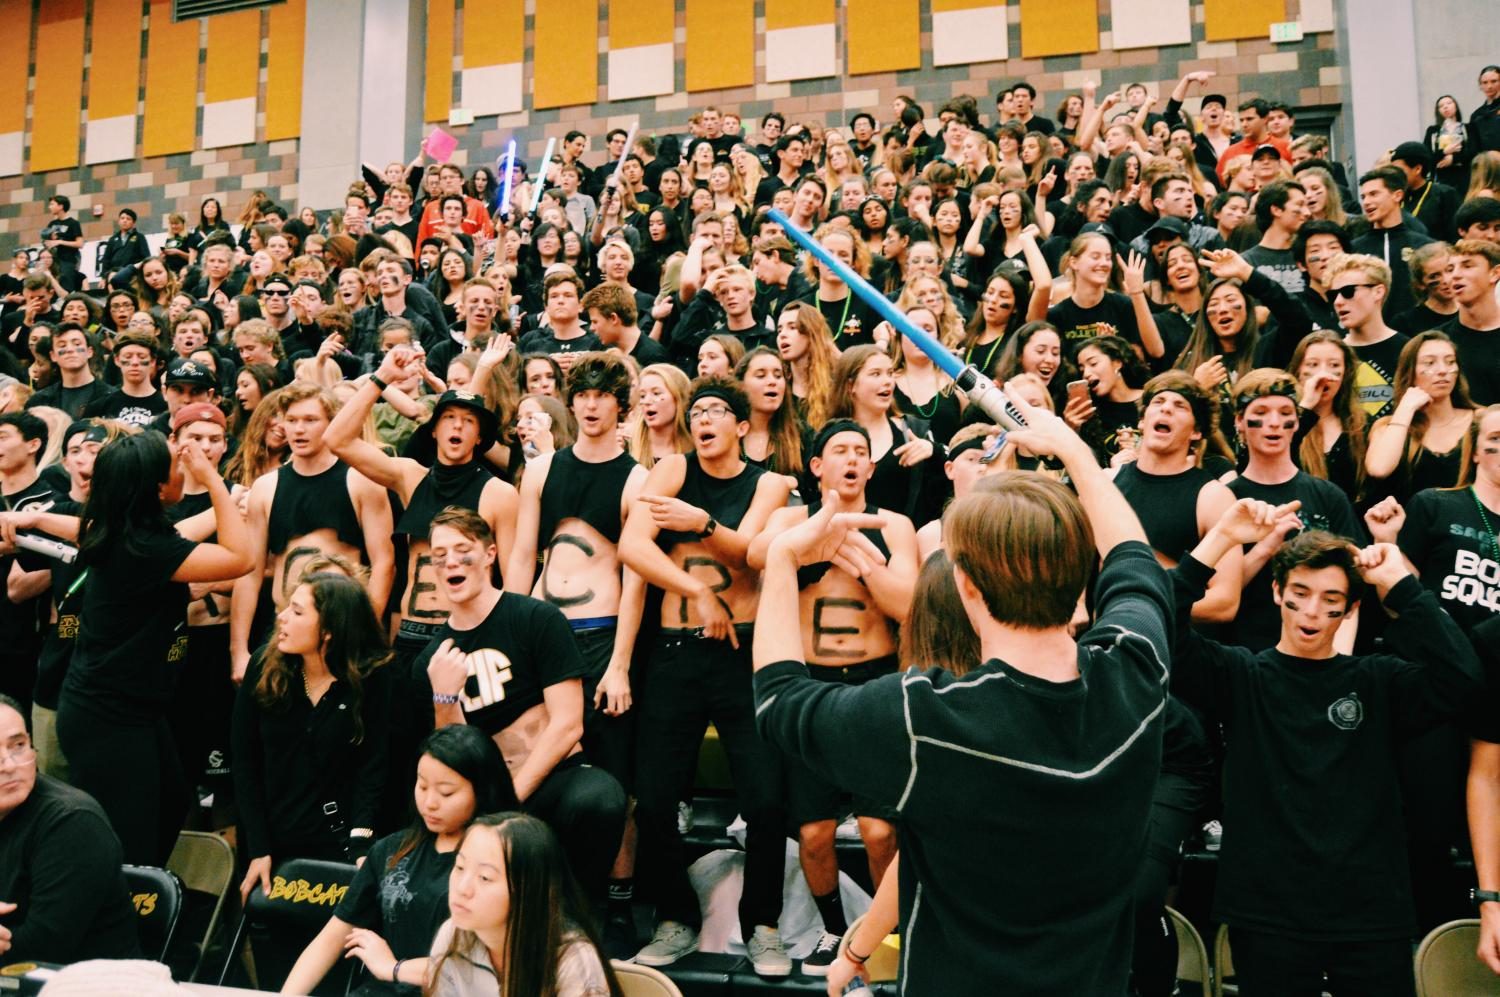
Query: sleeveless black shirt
[
  {"left": 537, "top": 448, "right": 638, "bottom": 547},
  {"left": 1113, "top": 462, "right": 1216, "bottom": 562},
  {"left": 267, "top": 461, "right": 365, "bottom": 555},
  {"left": 657, "top": 454, "right": 765, "bottom": 551}
]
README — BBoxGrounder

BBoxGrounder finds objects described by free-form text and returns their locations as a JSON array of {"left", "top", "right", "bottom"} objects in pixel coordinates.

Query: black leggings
[
  {"left": 56, "top": 697, "right": 187, "bottom": 866},
  {"left": 1131, "top": 769, "right": 1209, "bottom": 997}
]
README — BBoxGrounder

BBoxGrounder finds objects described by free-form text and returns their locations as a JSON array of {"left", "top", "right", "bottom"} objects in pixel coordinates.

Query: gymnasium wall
[{"left": 0, "top": 0, "right": 1342, "bottom": 245}]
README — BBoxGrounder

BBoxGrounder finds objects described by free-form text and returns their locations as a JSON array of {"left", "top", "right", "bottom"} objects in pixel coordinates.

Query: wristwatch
[
  {"left": 1472, "top": 888, "right": 1500, "bottom": 906},
  {"left": 698, "top": 515, "right": 718, "bottom": 539}
]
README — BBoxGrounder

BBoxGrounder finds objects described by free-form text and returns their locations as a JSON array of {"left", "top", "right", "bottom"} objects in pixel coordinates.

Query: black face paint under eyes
[
  {"left": 1283, "top": 598, "right": 1300, "bottom": 612},
  {"left": 1483, "top": 445, "right": 1500, "bottom": 456},
  {"left": 1326, "top": 608, "right": 1345, "bottom": 618},
  {"left": 458, "top": 555, "right": 476, "bottom": 566},
  {"left": 1246, "top": 418, "right": 1263, "bottom": 428}
]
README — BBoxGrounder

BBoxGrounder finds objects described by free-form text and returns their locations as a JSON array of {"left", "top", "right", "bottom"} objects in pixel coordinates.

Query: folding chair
[
  {"left": 1414, "top": 918, "right": 1494, "bottom": 997},
  {"left": 166, "top": 830, "right": 237, "bottom": 981},
  {"left": 611, "top": 960, "right": 684, "bottom": 997},
  {"left": 122, "top": 864, "right": 185, "bottom": 963},
  {"left": 217, "top": 856, "right": 358, "bottom": 996},
  {"left": 1212, "top": 924, "right": 1236, "bottom": 997},
  {"left": 1167, "top": 906, "right": 1211, "bottom": 996}
]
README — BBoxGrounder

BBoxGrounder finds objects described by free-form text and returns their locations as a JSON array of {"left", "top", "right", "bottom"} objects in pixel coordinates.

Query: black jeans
[
  {"left": 633, "top": 628, "right": 787, "bottom": 937},
  {"left": 576, "top": 624, "right": 637, "bottom": 792},
  {"left": 527, "top": 754, "right": 628, "bottom": 898},
  {"left": 56, "top": 696, "right": 187, "bottom": 866},
  {"left": 1230, "top": 927, "right": 1414, "bottom": 997}
]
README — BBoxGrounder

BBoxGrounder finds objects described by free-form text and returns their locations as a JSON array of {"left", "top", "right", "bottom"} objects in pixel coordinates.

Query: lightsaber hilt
[
  {"left": 610, "top": 125, "right": 638, "bottom": 186},
  {"left": 766, "top": 208, "right": 1027, "bottom": 437}
]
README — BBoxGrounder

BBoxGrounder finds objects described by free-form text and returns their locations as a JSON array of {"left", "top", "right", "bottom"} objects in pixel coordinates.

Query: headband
[
  {"left": 689, "top": 384, "right": 748, "bottom": 421},
  {"left": 811, "top": 418, "right": 870, "bottom": 459}
]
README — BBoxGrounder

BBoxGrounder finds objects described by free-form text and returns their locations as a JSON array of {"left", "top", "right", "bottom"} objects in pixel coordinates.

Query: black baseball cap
[
  {"left": 1251, "top": 144, "right": 1283, "bottom": 162},
  {"left": 1144, "top": 216, "right": 1190, "bottom": 242},
  {"left": 1201, "top": 93, "right": 1227, "bottom": 110},
  {"left": 163, "top": 356, "right": 216, "bottom": 389}
]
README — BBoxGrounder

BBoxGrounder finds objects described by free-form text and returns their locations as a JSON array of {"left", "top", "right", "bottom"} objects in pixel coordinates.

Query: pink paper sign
[{"left": 424, "top": 127, "right": 458, "bottom": 163}]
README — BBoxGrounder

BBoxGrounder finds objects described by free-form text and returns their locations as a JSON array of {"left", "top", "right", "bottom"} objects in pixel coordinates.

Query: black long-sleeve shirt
[
  {"left": 0, "top": 775, "right": 141, "bottom": 963},
  {"left": 754, "top": 541, "right": 1174, "bottom": 996},
  {"left": 1170, "top": 555, "right": 1482, "bottom": 940},
  {"left": 232, "top": 657, "right": 391, "bottom": 861}
]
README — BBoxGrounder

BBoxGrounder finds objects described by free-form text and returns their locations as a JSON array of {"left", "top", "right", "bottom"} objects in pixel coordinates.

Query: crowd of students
[{"left": 2, "top": 61, "right": 1500, "bottom": 996}]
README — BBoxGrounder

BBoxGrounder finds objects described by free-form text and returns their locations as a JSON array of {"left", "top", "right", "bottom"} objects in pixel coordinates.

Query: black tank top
[
  {"left": 658, "top": 454, "right": 765, "bottom": 551},
  {"left": 1113, "top": 462, "right": 1216, "bottom": 562},
  {"left": 396, "top": 460, "right": 494, "bottom": 539},
  {"left": 537, "top": 448, "right": 638, "bottom": 546},
  {"left": 796, "top": 501, "right": 891, "bottom": 587},
  {"left": 267, "top": 461, "right": 364, "bottom": 555}
]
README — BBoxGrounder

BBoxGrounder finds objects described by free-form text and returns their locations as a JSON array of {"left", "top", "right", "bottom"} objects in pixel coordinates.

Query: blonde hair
[
  {"left": 629, "top": 363, "right": 692, "bottom": 468},
  {"left": 1324, "top": 252, "right": 1392, "bottom": 292}
]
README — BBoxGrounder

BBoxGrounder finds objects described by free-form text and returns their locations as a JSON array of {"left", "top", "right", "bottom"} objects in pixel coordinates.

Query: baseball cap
[
  {"left": 171, "top": 402, "right": 227, "bottom": 432},
  {"left": 1251, "top": 144, "right": 1283, "bottom": 162},
  {"left": 1200, "top": 94, "right": 1227, "bottom": 110},
  {"left": 1144, "top": 216, "right": 1190, "bottom": 242},
  {"left": 163, "top": 356, "right": 216, "bottom": 389}
]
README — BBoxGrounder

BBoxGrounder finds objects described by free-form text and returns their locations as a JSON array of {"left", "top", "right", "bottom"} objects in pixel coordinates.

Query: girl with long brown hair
[
  {"left": 1366, "top": 330, "right": 1477, "bottom": 502},
  {"left": 736, "top": 346, "right": 805, "bottom": 478},
  {"left": 775, "top": 301, "right": 838, "bottom": 428},
  {"left": 1288, "top": 331, "right": 1366, "bottom": 501},
  {"left": 233, "top": 572, "right": 395, "bottom": 901}
]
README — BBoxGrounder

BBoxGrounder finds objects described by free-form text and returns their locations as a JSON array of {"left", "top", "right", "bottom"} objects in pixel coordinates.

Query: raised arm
[
  {"left": 325, "top": 348, "right": 424, "bottom": 497},
  {"left": 172, "top": 443, "right": 253, "bottom": 584}
]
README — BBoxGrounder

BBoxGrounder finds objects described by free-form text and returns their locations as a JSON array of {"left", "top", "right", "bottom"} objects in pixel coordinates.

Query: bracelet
[
  {"left": 846, "top": 944, "right": 871, "bottom": 965},
  {"left": 432, "top": 692, "right": 462, "bottom": 705},
  {"left": 370, "top": 374, "right": 389, "bottom": 391},
  {"left": 1388, "top": 422, "right": 1410, "bottom": 430},
  {"left": 391, "top": 960, "right": 404, "bottom": 983}
]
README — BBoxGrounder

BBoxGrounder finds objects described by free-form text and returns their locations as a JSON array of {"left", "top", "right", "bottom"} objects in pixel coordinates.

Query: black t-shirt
[
  {"left": 25, "top": 378, "right": 114, "bottom": 421},
  {"left": 60, "top": 526, "right": 198, "bottom": 718},
  {"left": 1047, "top": 293, "right": 1141, "bottom": 357},
  {"left": 334, "top": 831, "right": 455, "bottom": 990},
  {"left": 33, "top": 498, "right": 84, "bottom": 710},
  {"left": 411, "top": 592, "right": 585, "bottom": 737},
  {"left": 817, "top": 293, "right": 882, "bottom": 351},
  {"left": 1105, "top": 203, "right": 1154, "bottom": 247},
  {"left": 1442, "top": 317, "right": 1500, "bottom": 406},
  {"left": 39, "top": 217, "right": 83, "bottom": 266},
  {"left": 1242, "top": 245, "right": 1307, "bottom": 296},
  {"left": 0, "top": 474, "right": 59, "bottom": 659},
  {"left": 516, "top": 327, "right": 603, "bottom": 355},
  {"left": 1348, "top": 333, "right": 1409, "bottom": 421},
  {"left": 1398, "top": 486, "right": 1500, "bottom": 633},
  {"left": 0, "top": 774, "right": 141, "bottom": 963},
  {"left": 627, "top": 331, "right": 671, "bottom": 368},
  {"left": 83, "top": 389, "right": 167, "bottom": 429},
  {"left": 1227, "top": 471, "right": 1362, "bottom": 650}
]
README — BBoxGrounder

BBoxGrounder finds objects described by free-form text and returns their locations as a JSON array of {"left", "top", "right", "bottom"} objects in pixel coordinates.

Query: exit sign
[{"left": 1270, "top": 20, "right": 1305, "bottom": 43}]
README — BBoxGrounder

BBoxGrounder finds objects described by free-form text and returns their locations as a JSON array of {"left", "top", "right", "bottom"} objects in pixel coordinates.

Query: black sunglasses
[
  {"left": 1329, "top": 283, "right": 1377, "bottom": 301},
  {"left": 259, "top": 288, "right": 290, "bottom": 298}
]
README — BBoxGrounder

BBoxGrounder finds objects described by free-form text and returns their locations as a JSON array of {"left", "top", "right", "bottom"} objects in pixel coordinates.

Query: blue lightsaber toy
[
  {"left": 767, "top": 209, "right": 1028, "bottom": 433},
  {"left": 497, "top": 139, "right": 516, "bottom": 220}
]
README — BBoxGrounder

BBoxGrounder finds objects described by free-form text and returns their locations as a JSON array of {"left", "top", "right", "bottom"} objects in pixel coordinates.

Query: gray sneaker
[
  {"left": 635, "top": 920, "right": 698, "bottom": 967},
  {"left": 747, "top": 925, "right": 792, "bottom": 977}
]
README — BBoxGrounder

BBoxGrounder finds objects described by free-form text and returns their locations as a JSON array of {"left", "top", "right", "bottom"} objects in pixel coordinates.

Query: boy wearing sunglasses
[{"left": 1329, "top": 253, "right": 1409, "bottom": 420}]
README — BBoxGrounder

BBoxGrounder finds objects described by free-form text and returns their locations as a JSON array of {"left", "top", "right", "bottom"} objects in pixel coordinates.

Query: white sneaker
[
  {"left": 747, "top": 925, "right": 792, "bottom": 977},
  {"left": 835, "top": 813, "right": 860, "bottom": 840},
  {"left": 634, "top": 920, "right": 698, "bottom": 967}
]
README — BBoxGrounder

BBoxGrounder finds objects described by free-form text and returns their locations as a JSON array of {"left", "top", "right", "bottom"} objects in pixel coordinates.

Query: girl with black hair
[
  {"left": 430, "top": 249, "right": 473, "bottom": 328},
  {"left": 519, "top": 223, "right": 565, "bottom": 315},
  {"left": 282, "top": 725, "right": 519, "bottom": 995},
  {"left": 234, "top": 572, "right": 396, "bottom": 901},
  {"left": 427, "top": 813, "right": 622, "bottom": 997},
  {"left": 1069, "top": 334, "right": 1149, "bottom": 464},
  {"left": 55, "top": 432, "right": 252, "bottom": 865},
  {"left": 631, "top": 207, "right": 686, "bottom": 296},
  {"left": 857, "top": 197, "right": 891, "bottom": 257}
]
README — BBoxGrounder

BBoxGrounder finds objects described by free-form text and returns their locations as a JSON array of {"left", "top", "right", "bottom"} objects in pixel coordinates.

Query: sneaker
[
  {"left": 1203, "top": 819, "right": 1223, "bottom": 852},
  {"left": 747, "top": 925, "right": 792, "bottom": 977},
  {"left": 677, "top": 801, "right": 693, "bottom": 834},
  {"left": 634, "top": 921, "right": 698, "bottom": 967},
  {"left": 800, "top": 931, "right": 843, "bottom": 976},
  {"left": 602, "top": 911, "right": 637, "bottom": 962},
  {"left": 835, "top": 813, "right": 860, "bottom": 840}
]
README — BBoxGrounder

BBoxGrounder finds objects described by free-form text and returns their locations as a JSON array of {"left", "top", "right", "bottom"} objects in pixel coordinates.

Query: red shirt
[{"left": 1215, "top": 136, "right": 1291, "bottom": 182}]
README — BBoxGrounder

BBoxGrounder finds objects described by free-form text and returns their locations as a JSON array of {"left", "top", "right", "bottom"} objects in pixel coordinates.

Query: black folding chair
[
  {"left": 217, "top": 857, "right": 358, "bottom": 996},
  {"left": 122, "top": 864, "right": 185, "bottom": 963}
]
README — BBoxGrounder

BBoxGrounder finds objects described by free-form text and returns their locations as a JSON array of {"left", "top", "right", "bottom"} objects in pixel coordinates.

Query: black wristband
[{"left": 370, "top": 374, "right": 389, "bottom": 391}]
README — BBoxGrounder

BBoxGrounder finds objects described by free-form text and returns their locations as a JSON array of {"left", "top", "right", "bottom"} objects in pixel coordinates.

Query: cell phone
[{"left": 1066, "top": 379, "right": 1090, "bottom": 404}]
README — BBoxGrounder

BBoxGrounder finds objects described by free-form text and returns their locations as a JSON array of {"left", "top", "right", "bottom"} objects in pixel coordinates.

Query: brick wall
[{"left": 0, "top": 1, "right": 1342, "bottom": 250}]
